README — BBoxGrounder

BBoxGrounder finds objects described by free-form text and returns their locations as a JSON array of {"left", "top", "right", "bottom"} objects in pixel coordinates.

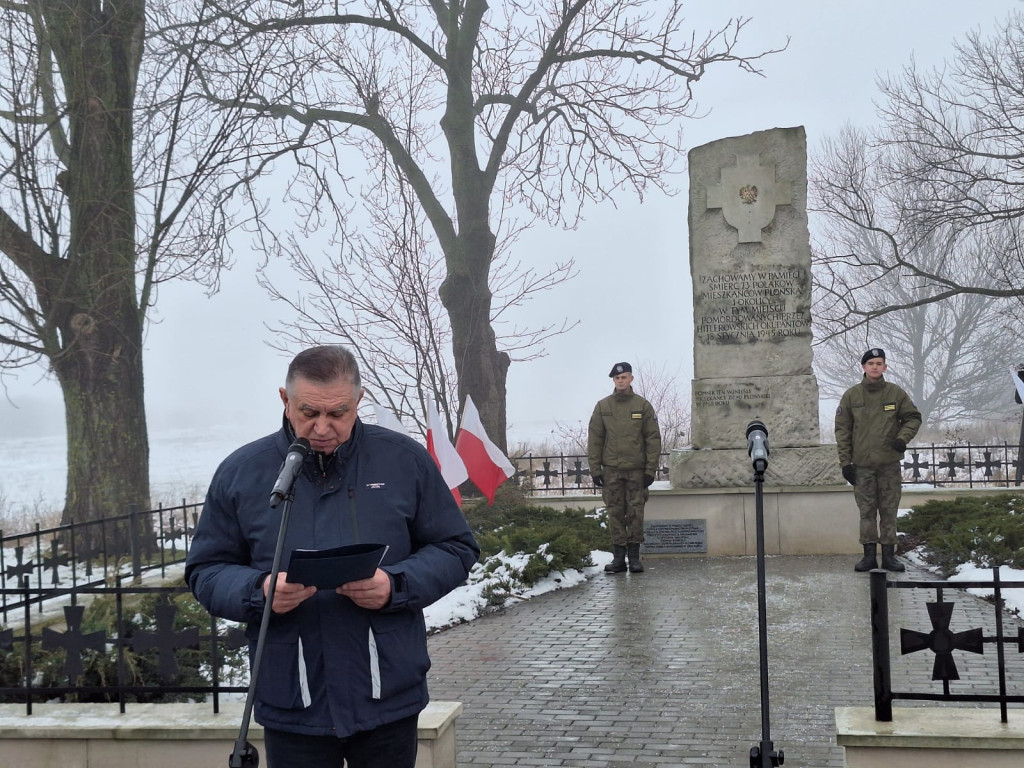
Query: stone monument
[{"left": 672, "top": 126, "right": 843, "bottom": 487}]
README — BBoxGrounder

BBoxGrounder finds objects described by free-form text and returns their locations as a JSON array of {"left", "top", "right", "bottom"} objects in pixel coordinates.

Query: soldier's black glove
[
  {"left": 591, "top": 474, "right": 603, "bottom": 488},
  {"left": 842, "top": 464, "right": 856, "bottom": 485},
  {"left": 643, "top": 474, "right": 655, "bottom": 487},
  {"left": 892, "top": 438, "right": 907, "bottom": 452}
]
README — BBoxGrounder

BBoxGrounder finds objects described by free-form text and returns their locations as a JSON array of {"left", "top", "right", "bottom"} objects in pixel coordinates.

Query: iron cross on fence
[
  {"left": 901, "top": 601, "right": 984, "bottom": 681},
  {"left": 534, "top": 461, "right": 560, "bottom": 488},
  {"left": 41, "top": 604, "right": 106, "bottom": 683},
  {"left": 567, "top": 460, "right": 587, "bottom": 486},
  {"left": 131, "top": 597, "right": 200, "bottom": 681},
  {"left": 937, "top": 451, "right": 967, "bottom": 480},
  {"left": 902, "top": 452, "right": 930, "bottom": 481},
  {"left": 42, "top": 538, "right": 69, "bottom": 585},
  {"left": 3, "top": 546, "right": 35, "bottom": 584},
  {"left": 159, "top": 514, "right": 195, "bottom": 558},
  {"left": 973, "top": 451, "right": 1004, "bottom": 479}
]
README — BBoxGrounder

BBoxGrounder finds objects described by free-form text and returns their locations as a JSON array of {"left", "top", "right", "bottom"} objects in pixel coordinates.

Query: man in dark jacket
[
  {"left": 587, "top": 361, "right": 661, "bottom": 574},
  {"left": 185, "top": 345, "right": 479, "bottom": 768},
  {"left": 835, "top": 347, "right": 922, "bottom": 573}
]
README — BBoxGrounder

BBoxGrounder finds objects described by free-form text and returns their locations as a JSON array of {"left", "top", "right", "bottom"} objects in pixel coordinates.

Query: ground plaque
[{"left": 642, "top": 519, "right": 707, "bottom": 554}]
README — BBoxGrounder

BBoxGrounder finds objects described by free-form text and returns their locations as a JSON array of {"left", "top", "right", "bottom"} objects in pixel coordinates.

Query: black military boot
[
  {"left": 881, "top": 544, "right": 906, "bottom": 572},
  {"left": 854, "top": 543, "right": 877, "bottom": 572},
  {"left": 604, "top": 545, "right": 627, "bottom": 573},
  {"left": 627, "top": 543, "right": 644, "bottom": 573}
]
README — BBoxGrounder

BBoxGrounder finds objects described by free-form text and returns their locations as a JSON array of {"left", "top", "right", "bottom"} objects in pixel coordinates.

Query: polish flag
[
  {"left": 455, "top": 395, "right": 515, "bottom": 505},
  {"left": 372, "top": 403, "right": 410, "bottom": 436},
  {"left": 425, "top": 399, "right": 468, "bottom": 504}
]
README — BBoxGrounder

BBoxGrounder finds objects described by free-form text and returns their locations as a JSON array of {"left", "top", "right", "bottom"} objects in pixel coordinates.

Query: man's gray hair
[{"left": 285, "top": 345, "right": 362, "bottom": 393}]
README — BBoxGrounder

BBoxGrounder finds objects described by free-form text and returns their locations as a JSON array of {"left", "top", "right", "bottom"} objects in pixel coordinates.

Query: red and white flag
[
  {"left": 456, "top": 395, "right": 515, "bottom": 505},
  {"left": 425, "top": 399, "right": 468, "bottom": 504},
  {"left": 372, "top": 403, "right": 410, "bottom": 437}
]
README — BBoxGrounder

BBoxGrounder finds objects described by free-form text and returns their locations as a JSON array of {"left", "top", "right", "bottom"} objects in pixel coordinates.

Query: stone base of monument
[
  {"left": 657, "top": 445, "right": 857, "bottom": 555},
  {"left": 638, "top": 485, "right": 861, "bottom": 556},
  {"left": 670, "top": 445, "right": 845, "bottom": 488},
  {"left": 836, "top": 707, "right": 1024, "bottom": 768}
]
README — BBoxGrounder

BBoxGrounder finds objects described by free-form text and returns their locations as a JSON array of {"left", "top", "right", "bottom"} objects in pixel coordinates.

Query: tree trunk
[
  {"left": 39, "top": 1, "right": 150, "bottom": 550},
  {"left": 439, "top": 10, "right": 511, "bottom": 453},
  {"left": 439, "top": 230, "right": 511, "bottom": 454}
]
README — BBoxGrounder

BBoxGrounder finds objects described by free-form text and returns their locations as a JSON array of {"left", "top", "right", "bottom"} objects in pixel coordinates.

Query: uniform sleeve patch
[
  {"left": 631, "top": 411, "right": 643, "bottom": 419},
  {"left": 883, "top": 403, "right": 897, "bottom": 411}
]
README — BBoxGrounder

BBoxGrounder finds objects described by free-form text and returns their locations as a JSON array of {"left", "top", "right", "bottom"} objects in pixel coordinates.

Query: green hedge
[{"left": 900, "top": 493, "right": 1024, "bottom": 574}]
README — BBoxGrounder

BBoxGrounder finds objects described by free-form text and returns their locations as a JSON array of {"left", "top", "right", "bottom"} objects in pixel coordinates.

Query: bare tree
[
  {"left": 811, "top": 126, "right": 1022, "bottom": 430},
  {"left": 0, "top": 1, "right": 255, "bottom": 529},
  {"left": 258, "top": 167, "right": 576, "bottom": 438},
  {"left": 176, "top": 0, "right": 781, "bottom": 450},
  {"left": 632, "top": 360, "right": 690, "bottom": 451},
  {"left": 812, "top": 11, "right": 1024, "bottom": 331}
]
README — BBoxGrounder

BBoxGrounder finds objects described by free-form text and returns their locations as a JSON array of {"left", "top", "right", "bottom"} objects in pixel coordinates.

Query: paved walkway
[{"left": 426, "top": 554, "right": 1024, "bottom": 767}]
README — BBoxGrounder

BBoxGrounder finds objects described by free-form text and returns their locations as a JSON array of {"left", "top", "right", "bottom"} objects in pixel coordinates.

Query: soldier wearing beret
[
  {"left": 835, "top": 347, "right": 922, "bottom": 572},
  {"left": 587, "top": 362, "right": 662, "bottom": 573}
]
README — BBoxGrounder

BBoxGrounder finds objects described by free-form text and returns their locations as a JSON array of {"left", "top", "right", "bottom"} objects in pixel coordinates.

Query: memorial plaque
[{"left": 642, "top": 519, "right": 707, "bottom": 554}]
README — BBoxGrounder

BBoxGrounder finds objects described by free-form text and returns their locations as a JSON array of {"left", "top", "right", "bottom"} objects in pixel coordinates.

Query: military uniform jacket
[
  {"left": 835, "top": 375, "right": 922, "bottom": 467},
  {"left": 587, "top": 387, "right": 662, "bottom": 476}
]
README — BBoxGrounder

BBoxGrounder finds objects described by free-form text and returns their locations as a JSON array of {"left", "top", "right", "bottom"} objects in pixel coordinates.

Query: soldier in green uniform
[
  {"left": 588, "top": 362, "right": 662, "bottom": 574},
  {"left": 835, "top": 347, "right": 922, "bottom": 572}
]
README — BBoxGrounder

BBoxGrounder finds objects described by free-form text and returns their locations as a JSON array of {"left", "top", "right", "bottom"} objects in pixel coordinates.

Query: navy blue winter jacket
[{"left": 185, "top": 418, "right": 480, "bottom": 738}]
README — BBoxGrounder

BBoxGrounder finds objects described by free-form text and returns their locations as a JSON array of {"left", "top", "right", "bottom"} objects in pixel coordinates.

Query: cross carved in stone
[{"left": 705, "top": 152, "right": 793, "bottom": 243}]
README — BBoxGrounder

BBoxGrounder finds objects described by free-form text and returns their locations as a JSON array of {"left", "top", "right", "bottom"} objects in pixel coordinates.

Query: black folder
[{"left": 285, "top": 543, "right": 389, "bottom": 589}]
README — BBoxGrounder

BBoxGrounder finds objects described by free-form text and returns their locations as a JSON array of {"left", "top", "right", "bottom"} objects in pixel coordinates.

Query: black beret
[
  {"left": 861, "top": 348, "right": 886, "bottom": 365},
  {"left": 608, "top": 362, "right": 632, "bottom": 377}
]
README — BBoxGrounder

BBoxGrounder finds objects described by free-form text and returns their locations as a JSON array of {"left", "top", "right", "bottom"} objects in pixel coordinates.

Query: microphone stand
[
  {"left": 749, "top": 455, "right": 784, "bottom": 768},
  {"left": 229, "top": 491, "right": 296, "bottom": 768}
]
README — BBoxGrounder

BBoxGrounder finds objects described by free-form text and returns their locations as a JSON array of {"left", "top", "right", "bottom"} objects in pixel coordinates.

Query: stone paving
[{"left": 426, "top": 555, "right": 1024, "bottom": 767}]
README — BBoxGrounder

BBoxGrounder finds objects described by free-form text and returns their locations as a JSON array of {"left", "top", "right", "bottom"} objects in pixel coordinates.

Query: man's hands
[
  {"left": 264, "top": 568, "right": 393, "bottom": 613},
  {"left": 643, "top": 474, "right": 655, "bottom": 487},
  {"left": 892, "top": 438, "right": 907, "bottom": 452},
  {"left": 264, "top": 572, "right": 316, "bottom": 614},
  {"left": 841, "top": 464, "right": 856, "bottom": 485},
  {"left": 338, "top": 568, "right": 392, "bottom": 610},
  {"left": 591, "top": 473, "right": 603, "bottom": 488}
]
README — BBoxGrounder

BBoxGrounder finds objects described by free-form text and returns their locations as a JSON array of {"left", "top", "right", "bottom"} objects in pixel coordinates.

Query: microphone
[
  {"left": 269, "top": 438, "right": 311, "bottom": 508},
  {"left": 746, "top": 420, "right": 770, "bottom": 474}
]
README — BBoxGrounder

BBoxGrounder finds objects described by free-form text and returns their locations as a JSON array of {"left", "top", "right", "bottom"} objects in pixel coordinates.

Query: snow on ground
[
  {"left": 948, "top": 563, "right": 1024, "bottom": 618},
  {"left": 424, "top": 548, "right": 613, "bottom": 632}
]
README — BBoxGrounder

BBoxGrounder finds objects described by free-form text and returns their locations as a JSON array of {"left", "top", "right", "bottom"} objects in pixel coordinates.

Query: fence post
[
  {"left": 870, "top": 569, "right": 893, "bottom": 721},
  {"left": 129, "top": 504, "right": 142, "bottom": 581}
]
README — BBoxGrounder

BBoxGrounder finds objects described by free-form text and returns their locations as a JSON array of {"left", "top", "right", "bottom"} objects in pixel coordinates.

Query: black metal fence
[
  {"left": 0, "top": 582, "right": 247, "bottom": 714},
  {"left": 900, "top": 443, "right": 1023, "bottom": 487},
  {"left": 513, "top": 442, "right": 1023, "bottom": 495},
  {"left": 870, "top": 568, "right": 1024, "bottom": 723},
  {"left": 1, "top": 500, "right": 201, "bottom": 620}
]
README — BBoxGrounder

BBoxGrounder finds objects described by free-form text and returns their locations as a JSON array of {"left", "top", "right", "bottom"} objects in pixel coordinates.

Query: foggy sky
[{"left": 3, "top": 1, "right": 1020, "bottom": 449}]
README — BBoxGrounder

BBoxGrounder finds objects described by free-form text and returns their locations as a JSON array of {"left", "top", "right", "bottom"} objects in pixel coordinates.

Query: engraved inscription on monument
[
  {"left": 695, "top": 266, "right": 810, "bottom": 346},
  {"left": 643, "top": 519, "right": 707, "bottom": 554}
]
